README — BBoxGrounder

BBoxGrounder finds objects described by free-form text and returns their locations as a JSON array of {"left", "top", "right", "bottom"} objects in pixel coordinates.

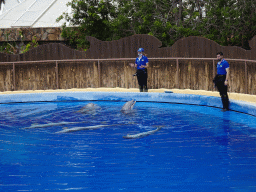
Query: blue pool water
[{"left": 1, "top": 101, "right": 256, "bottom": 192}]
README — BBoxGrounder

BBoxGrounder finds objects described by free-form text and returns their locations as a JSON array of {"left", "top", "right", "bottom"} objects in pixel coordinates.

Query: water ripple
[{"left": 0, "top": 101, "right": 256, "bottom": 191}]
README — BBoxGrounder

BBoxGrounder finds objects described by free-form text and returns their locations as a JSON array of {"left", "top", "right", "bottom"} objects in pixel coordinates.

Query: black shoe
[
  {"left": 139, "top": 89, "right": 143, "bottom": 92},
  {"left": 143, "top": 86, "right": 148, "bottom": 92}
]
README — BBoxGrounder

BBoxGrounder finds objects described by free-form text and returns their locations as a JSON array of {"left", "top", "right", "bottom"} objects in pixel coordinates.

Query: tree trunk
[
  {"left": 178, "top": 0, "right": 183, "bottom": 26},
  {"left": 197, "top": 0, "right": 202, "bottom": 19},
  {"left": 173, "top": 1, "right": 178, "bottom": 25}
]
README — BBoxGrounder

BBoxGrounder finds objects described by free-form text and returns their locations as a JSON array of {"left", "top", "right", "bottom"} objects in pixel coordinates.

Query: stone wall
[{"left": 0, "top": 27, "right": 64, "bottom": 42}]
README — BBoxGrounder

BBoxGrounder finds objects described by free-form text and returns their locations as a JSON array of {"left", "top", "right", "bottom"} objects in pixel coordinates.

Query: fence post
[
  {"left": 98, "top": 60, "right": 101, "bottom": 87},
  {"left": 213, "top": 60, "right": 215, "bottom": 78},
  {"left": 56, "top": 61, "right": 59, "bottom": 89},
  {"left": 245, "top": 61, "right": 247, "bottom": 94},
  {"left": 176, "top": 59, "right": 179, "bottom": 88},
  {"left": 13, "top": 63, "right": 15, "bottom": 91}
]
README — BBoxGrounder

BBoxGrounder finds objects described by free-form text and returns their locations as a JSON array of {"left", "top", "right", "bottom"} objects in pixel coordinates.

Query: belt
[{"left": 137, "top": 69, "right": 147, "bottom": 71}]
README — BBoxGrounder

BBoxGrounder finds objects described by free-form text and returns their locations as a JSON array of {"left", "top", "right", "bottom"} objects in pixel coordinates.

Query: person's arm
[
  {"left": 129, "top": 63, "right": 135, "bottom": 68},
  {"left": 129, "top": 60, "right": 138, "bottom": 68},
  {"left": 225, "top": 68, "right": 229, "bottom": 86},
  {"left": 139, "top": 57, "right": 149, "bottom": 68}
]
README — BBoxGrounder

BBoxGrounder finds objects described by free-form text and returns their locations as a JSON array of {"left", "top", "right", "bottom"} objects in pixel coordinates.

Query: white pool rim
[{"left": 0, "top": 91, "right": 256, "bottom": 116}]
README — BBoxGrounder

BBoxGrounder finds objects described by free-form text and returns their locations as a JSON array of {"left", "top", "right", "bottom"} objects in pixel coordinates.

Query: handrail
[
  {"left": 0, "top": 57, "right": 256, "bottom": 65},
  {"left": 0, "top": 57, "right": 254, "bottom": 93}
]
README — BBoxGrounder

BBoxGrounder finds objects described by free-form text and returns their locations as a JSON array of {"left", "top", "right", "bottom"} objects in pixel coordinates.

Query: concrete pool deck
[{"left": 0, "top": 88, "right": 256, "bottom": 116}]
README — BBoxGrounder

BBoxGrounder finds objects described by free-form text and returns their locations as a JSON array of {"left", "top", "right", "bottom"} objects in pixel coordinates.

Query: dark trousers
[
  {"left": 213, "top": 75, "right": 229, "bottom": 110},
  {"left": 137, "top": 69, "right": 148, "bottom": 92}
]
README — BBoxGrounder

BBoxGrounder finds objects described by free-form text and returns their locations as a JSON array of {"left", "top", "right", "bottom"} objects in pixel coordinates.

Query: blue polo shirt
[
  {"left": 135, "top": 55, "right": 148, "bottom": 70},
  {"left": 217, "top": 59, "right": 229, "bottom": 75}
]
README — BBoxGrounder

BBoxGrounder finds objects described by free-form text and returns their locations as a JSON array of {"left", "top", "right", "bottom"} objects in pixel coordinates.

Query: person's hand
[
  {"left": 129, "top": 63, "right": 135, "bottom": 67},
  {"left": 224, "top": 80, "right": 228, "bottom": 86},
  {"left": 139, "top": 65, "right": 145, "bottom": 68}
]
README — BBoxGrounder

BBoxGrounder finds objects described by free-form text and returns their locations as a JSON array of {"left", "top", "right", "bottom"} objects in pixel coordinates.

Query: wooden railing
[{"left": 0, "top": 57, "right": 255, "bottom": 95}]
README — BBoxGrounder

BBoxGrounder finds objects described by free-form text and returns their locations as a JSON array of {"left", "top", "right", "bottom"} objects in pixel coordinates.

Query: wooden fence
[
  {"left": 0, "top": 57, "right": 255, "bottom": 95},
  {"left": 1, "top": 34, "right": 256, "bottom": 61},
  {"left": 0, "top": 34, "right": 256, "bottom": 94}
]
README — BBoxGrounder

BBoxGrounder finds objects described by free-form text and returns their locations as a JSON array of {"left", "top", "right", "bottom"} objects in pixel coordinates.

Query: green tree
[
  {"left": 198, "top": 0, "right": 256, "bottom": 49},
  {"left": 233, "top": 0, "right": 256, "bottom": 49},
  {"left": 112, "top": 0, "right": 191, "bottom": 46},
  {"left": 57, "top": 0, "right": 118, "bottom": 50},
  {"left": 58, "top": 0, "right": 192, "bottom": 47},
  {"left": 57, "top": 0, "right": 256, "bottom": 50}
]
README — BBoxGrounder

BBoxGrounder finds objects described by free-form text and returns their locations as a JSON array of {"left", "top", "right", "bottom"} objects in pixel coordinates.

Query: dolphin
[
  {"left": 55, "top": 123, "right": 124, "bottom": 134},
  {"left": 24, "top": 121, "right": 82, "bottom": 129},
  {"left": 121, "top": 100, "right": 136, "bottom": 113},
  {"left": 77, "top": 103, "right": 101, "bottom": 114},
  {"left": 123, "top": 126, "right": 162, "bottom": 139},
  {"left": 55, "top": 124, "right": 111, "bottom": 133}
]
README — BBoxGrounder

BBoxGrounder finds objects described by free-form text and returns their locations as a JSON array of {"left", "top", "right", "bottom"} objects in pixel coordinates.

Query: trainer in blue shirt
[
  {"left": 217, "top": 58, "right": 230, "bottom": 76},
  {"left": 129, "top": 48, "right": 149, "bottom": 92},
  {"left": 214, "top": 52, "right": 230, "bottom": 111},
  {"left": 135, "top": 54, "right": 148, "bottom": 70}
]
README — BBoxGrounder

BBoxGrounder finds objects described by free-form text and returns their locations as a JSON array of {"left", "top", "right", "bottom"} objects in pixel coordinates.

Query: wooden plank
[
  {"left": 56, "top": 61, "right": 59, "bottom": 89},
  {"left": 176, "top": 59, "right": 179, "bottom": 88},
  {"left": 13, "top": 63, "right": 15, "bottom": 91},
  {"left": 245, "top": 61, "right": 247, "bottom": 94}
]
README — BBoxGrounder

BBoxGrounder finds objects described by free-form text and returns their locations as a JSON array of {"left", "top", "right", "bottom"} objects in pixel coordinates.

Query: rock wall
[{"left": 0, "top": 27, "right": 64, "bottom": 42}]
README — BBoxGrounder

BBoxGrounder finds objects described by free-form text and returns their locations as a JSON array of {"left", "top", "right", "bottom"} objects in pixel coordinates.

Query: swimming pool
[{"left": 1, "top": 92, "right": 256, "bottom": 192}]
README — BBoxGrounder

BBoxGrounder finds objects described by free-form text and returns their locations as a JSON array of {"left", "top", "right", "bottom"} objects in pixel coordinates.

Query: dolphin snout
[{"left": 121, "top": 100, "right": 136, "bottom": 112}]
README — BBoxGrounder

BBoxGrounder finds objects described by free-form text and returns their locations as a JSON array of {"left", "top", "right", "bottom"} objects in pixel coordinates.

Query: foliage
[
  {"left": 57, "top": 0, "right": 117, "bottom": 50},
  {"left": 0, "top": 32, "right": 39, "bottom": 54},
  {"left": 0, "top": 32, "right": 18, "bottom": 54},
  {"left": 21, "top": 36, "right": 39, "bottom": 54},
  {"left": 1, "top": 0, "right": 255, "bottom": 54},
  {"left": 56, "top": 0, "right": 256, "bottom": 50},
  {"left": 198, "top": 0, "right": 256, "bottom": 49}
]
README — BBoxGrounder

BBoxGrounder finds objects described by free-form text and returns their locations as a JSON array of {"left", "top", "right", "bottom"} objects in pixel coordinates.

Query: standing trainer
[
  {"left": 129, "top": 48, "right": 149, "bottom": 92},
  {"left": 213, "top": 52, "right": 230, "bottom": 111}
]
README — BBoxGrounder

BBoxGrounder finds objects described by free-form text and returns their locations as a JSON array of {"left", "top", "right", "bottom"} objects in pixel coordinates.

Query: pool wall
[{"left": 0, "top": 91, "right": 256, "bottom": 116}]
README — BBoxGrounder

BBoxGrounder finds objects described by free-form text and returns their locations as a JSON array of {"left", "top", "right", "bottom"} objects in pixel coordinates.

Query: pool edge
[{"left": 0, "top": 91, "right": 256, "bottom": 116}]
